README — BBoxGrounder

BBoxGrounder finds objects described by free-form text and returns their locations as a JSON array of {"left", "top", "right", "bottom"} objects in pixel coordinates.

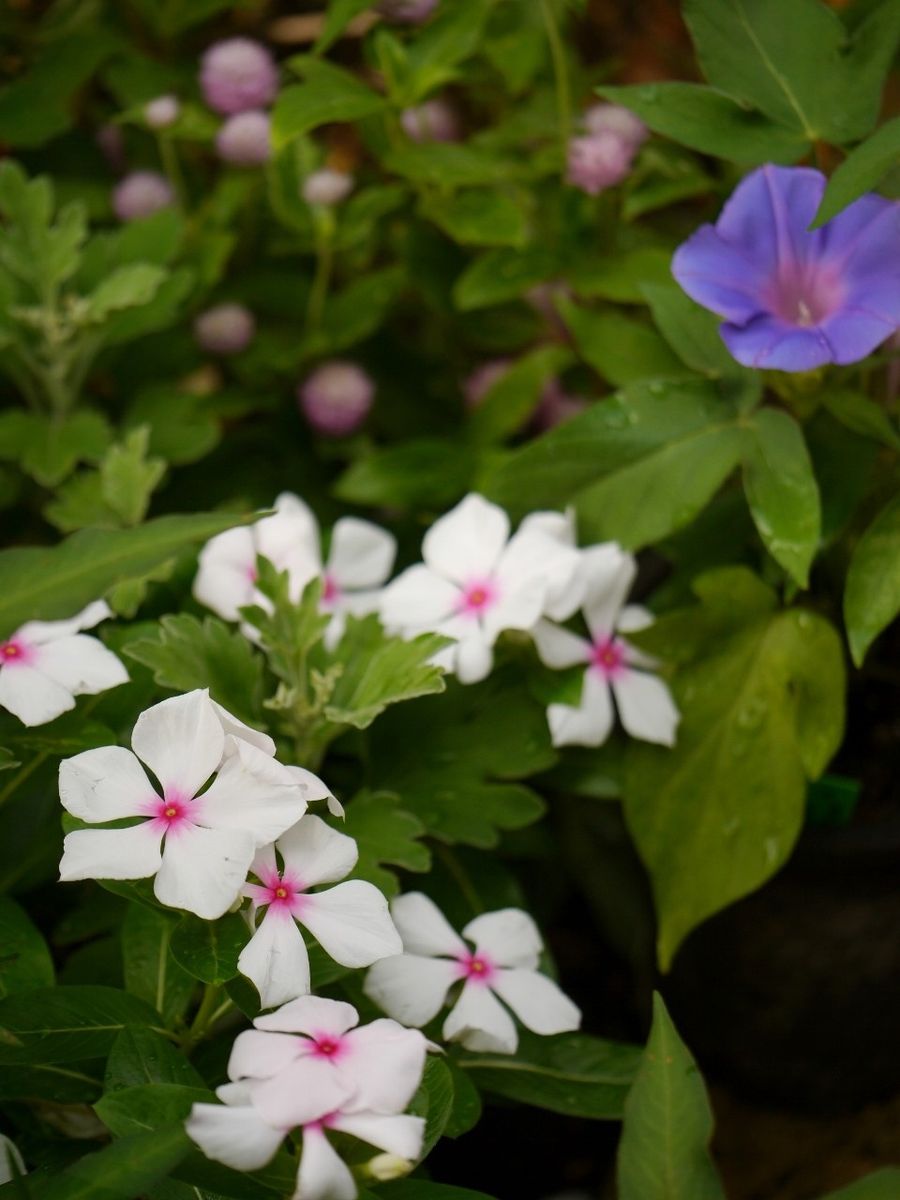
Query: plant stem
[
  {"left": 540, "top": 0, "right": 572, "bottom": 162},
  {"left": 435, "top": 845, "right": 483, "bottom": 916},
  {"left": 182, "top": 983, "right": 224, "bottom": 1051},
  {"left": 306, "top": 221, "right": 334, "bottom": 329},
  {"left": 0, "top": 751, "right": 48, "bottom": 812},
  {"left": 157, "top": 134, "right": 187, "bottom": 206}
]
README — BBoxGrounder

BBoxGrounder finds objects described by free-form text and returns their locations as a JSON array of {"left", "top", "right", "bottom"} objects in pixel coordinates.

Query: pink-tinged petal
[
  {"left": 582, "top": 550, "right": 636, "bottom": 640},
  {"left": 301, "top": 881, "right": 402, "bottom": 967},
  {"left": 423, "top": 494, "right": 510, "bottom": 585},
  {"left": 364, "top": 955, "right": 458, "bottom": 1027},
  {"left": 33, "top": 635, "right": 128, "bottom": 696},
  {"left": 0, "top": 664, "right": 74, "bottom": 726},
  {"left": 276, "top": 814, "right": 357, "bottom": 887},
  {"left": 341, "top": 1020, "right": 428, "bottom": 1113},
  {"left": 252, "top": 1059, "right": 353, "bottom": 1128},
  {"left": 611, "top": 670, "right": 679, "bottom": 746},
  {"left": 328, "top": 518, "right": 396, "bottom": 590},
  {"left": 255, "top": 994, "right": 358, "bottom": 1037},
  {"left": 59, "top": 824, "right": 162, "bottom": 882},
  {"left": 296, "top": 1126, "right": 356, "bottom": 1200},
  {"left": 185, "top": 1101, "right": 285, "bottom": 1171},
  {"left": 329, "top": 1111, "right": 425, "bottom": 1160},
  {"left": 211, "top": 700, "right": 276, "bottom": 757},
  {"left": 59, "top": 746, "right": 156, "bottom": 822},
  {"left": 532, "top": 620, "right": 591, "bottom": 669},
  {"left": 193, "top": 526, "right": 257, "bottom": 621},
  {"left": 237, "top": 907, "right": 311, "bottom": 1009},
  {"left": 390, "top": 892, "right": 467, "bottom": 957},
  {"left": 228, "top": 1028, "right": 306, "bottom": 1081},
  {"left": 548, "top": 670, "right": 614, "bottom": 748},
  {"left": 492, "top": 968, "right": 581, "bottom": 1035},
  {"left": 463, "top": 908, "right": 542, "bottom": 969},
  {"left": 719, "top": 314, "right": 832, "bottom": 371},
  {"left": 379, "top": 565, "right": 460, "bottom": 631},
  {"left": 199, "top": 739, "right": 307, "bottom": 846},
  {"left": 248, "top": 842, "right": 278, "bottom": 887},
  {"left": 453, "top": 633, "right": 494, "bottom": 684},
  {"left": 154, "top": 823, "right": 254, "bottom": 919},
  {"left": 16, "top": 600, "right": 112, "bottom": 645},
  {"left": 443, "top": 980, "right": 518, "bottom": 1053},
  {"left": 132, "top": 689, "right": 224, "bottom": 799}
]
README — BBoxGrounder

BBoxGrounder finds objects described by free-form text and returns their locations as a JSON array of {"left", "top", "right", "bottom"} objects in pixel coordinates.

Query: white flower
[
  {"left": 364, "top": 893, "right": 581, "bottom": 1054},
  {"left": 58, "top": 690, "right": 311, "bottom": 919},
  {"left": 379, "top": 494, "right": 582, "bottom": 684},
  {"left": 237, "top": 815, "right": 401, "bottom": 1008},
  {"left": 0, "top": 600, "right": 127, "bottom": 727},
  {"left": 193, "top": 493, "right": 396, "bottom": 647},
  {"left": 533, "top": 547, "right": 679, "bottom": 748}
]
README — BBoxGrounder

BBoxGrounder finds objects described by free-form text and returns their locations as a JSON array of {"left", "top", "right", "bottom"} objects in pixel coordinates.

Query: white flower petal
[
  {"left": 277, "top": 814, "right": 357, "bottom": 887},
  {"left": 59, "top": 746, "right": 155, "bottom": 822},
  {"left": 423, "top": 494, "right": 509, "bottom": 585},
  {"left": 582, "top": 549, "right": 636, "bottom": 639},
  {"left": 228, "top": 1028, "right": 306, "bottom": 1081},
  {"left": 443, "top": 981, "right": 518, "bottom": 1053},
  {"left": 379, "top": 565, "right": 460, "bottom": 631},
  {"left": 616, "top": 603, "right": 654, "bottom": 634},
  {"left": 211, "top": 700, "right": 276, "bottom": 757},
  {"left": 547, "top": 670, "right": 613, "bottom": 748},
  {"left": 199, "top": 739, "right": 307, "bottom": 847},
  {"left": 329, "top": 1112, "right": 424, "bottom": 1160},
  {"left": 237, "top": 908, "right": 311, "bottom": 1009},
  {"left": 193, "top": 526, "right": 257, "bottom": 621},
  {"left": 494, "top": 529, "right": 581, "bottom": 627},
  {"left": 491, "top": 968, "right": 581, "bottom": 1035},
  {"left": 301, "top": 881, "right": 402, "bottom": 968},
  {"left": 33, "top": 635, "right": 127, "bottom": 698},
  {"left": 328, "top": 518, "right": 397, "bottom": 590},
  {"left": 16, "top": 600, "right": 112, "bottom": 645},
  {"left": 154, "top": 823, "right": 254, "bottom": 919},
  {"left": 285, "top": 765, "right": 333, "bottom": 804},
  {"left": 340, "top": 1020, "right": 428, "bottom": 1113},
  {"left": 0, "top": 664, "right": 74, "bottom": 726},
  {"left": 390, "top": 892, "right": 467, "bottom": 957},
  {"left": 612, "top": 669, "right": 679, "bottom": 746},
  {"left": 532, "top": 620, "right": 591, "bottom": 669},
  {"left": 296, "top": 1127, "right": 356, "bottom": 1200},
  {"left": 255, "top": 995, "right": 358, "bottom": 1037},
  {"left": 59, "top": 824, "right": 162, "bottom": 882},
  {"left": 253, "top": 1059, "right": 354, "bottom": 1129},
  {"left": 131, "top": 690, "right": 224, "bottom": 799},
  {"left": 453, "top": 632, "right": 494, "bottom": 684},
  {"left": 517, "top": 510, "right": 576, "bottom": 545},
  {"left": 255, "top": 496, "right": 321, "bottom": 598},
  {"left": 186, "top": 1101, "right": 285, "bottom": 1171},
  {"left": 463, "top": 908, "right": 542, "bottom": 968},
  {"left": 364, "top": 955, "right": 458, "bottom": 1028}
]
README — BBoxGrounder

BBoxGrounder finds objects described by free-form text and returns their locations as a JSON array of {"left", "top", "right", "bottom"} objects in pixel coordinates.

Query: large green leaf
[
  {"left": 642, "top": 283, "right": 745, "bottom": 381},
  {"left": 813, "top": 115, "right": 900, "bottom": 226},
  {"left": 0, "top": 511, "right": 250, "bottom": 638},
  {"left": 558, "top": 298, "right": 687, "bottom": 386},
  {"left": 844, "top": 492, "right": 900, "bottom": 664},
  {"left": 626, "top": 568, "right": 845, "bottom": 968},
  {"left": 32, "top": 1126, "right": 190, "bottom": 1200},
  {"left": 0, "top": 897, "right": 54, "bottom": 999},
  {"left": 272, "top": 59, "right": 384, "bottom": 149},
  {"left": 121, "top": 906, "right": 196, "bottom": 1028},
  {"left": 169, "top": 914, "right": 248, "bottom": 986},
  {"left": 104, "top": 1027, "right": 204, "bottom": 1093},
  {"left": 0, "top": 1061, "right": 103, "bottom": 1104},
  {"left": 335, "top": 439, "right": 479, "bottom": 511},
  {"left": 0, "top": 411, "right": 111, "bottom": 488},
  {"left": 96, "top": 1082, "right": 212, "bottom": 1138},
  {"left": 468, "top": 346, "right": 574, "bottom": 445},
  {"left": 820, "top": 1172, "right": 900, "bottom": 1200},
  {"left": 422, "top": 189, "right": 528, "bottom": 248},
  {"left": 343, "top": 791, "right": 430, "bottom": 897},
  {"left": 617, "top": 994, "right": 725, "bottom": 1200},
  {"left": 0, "top": 986, "right": 162, "bottom": 1065}
]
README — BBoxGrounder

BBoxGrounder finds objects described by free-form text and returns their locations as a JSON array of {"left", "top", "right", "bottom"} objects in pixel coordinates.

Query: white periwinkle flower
[
  {"left": 379, "top": 494, "right": 582, "bottom": 684},
  {"left": 58, "top": 690, "right": 312, "bottom": 919},
  {"left": 237, "top": 815, "right": 401, "bottom": 1008},
  {"left": 365, "top": 892, "right": 581, "bottom": 1054},
  {"left": 533, "top": 546, "right": 679, "bottom": 748},
  {"left": 193, "top": 493, "right": 396, "bottom": 647},
  {"left": 0, "top": 601, "right": 127, "bottom": 727}
]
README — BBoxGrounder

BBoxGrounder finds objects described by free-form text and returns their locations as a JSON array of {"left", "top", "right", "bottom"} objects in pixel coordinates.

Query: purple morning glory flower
[{"left": 672, "top": 165, "right": 900, "bottom": 372}]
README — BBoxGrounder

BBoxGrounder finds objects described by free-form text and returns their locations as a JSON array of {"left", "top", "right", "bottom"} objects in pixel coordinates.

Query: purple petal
[
  {"left": 671, "top": 226, "right": 768, "bottom": 323},
  {"left": 717, "top": 165, "right": 826, "bottom": 271},
  {"left": 818, "top": 307, "right": 896, "bottom": 365},
  {"left": 719, "top": 314, "right": 833, "bottom": 371}
]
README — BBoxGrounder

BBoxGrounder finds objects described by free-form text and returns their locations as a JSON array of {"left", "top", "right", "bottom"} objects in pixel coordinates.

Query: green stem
[
  {"left": 540, "top": 0, "right": 572, "bottom": 162},
  {"left": 0, "top": 752, "right": 48, "bottom": 812},
  {"left": 306, "top": 223, "right": 334, "bottom": 330},
  {"left": 181, "top": 983, "right": 224, "bottom": 1051},
  {"left": 157, "top": 134, "right": 186, "bottom": 206},
  {"left": 435, "top": 845, "right": 483, "bottom": 916}
]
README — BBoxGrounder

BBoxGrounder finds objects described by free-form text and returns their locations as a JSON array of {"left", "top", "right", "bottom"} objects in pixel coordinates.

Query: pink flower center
[
  {"left": 143, "top": 790, "right": 195, "bottom": 835},
  {"left": 456, "top": 950, "right": 496, "bottom": 985},
  {"left": 0, "top": 638, "right": 32, "bottom": 666},
  {"left": 589, "top": 636, "right": 627, "bottom": 680},
  {"left": 321, "top": 572, "right": 341, "bottom": 608},
  {"left": 769, "top": 264, "right": 844, "bottom": 328},
  {"left": 245, "top": 561, "right": 258, "bottom": 583},
  {"left": 458, "top": 578, "right": 498, "bottom": 617},
  {"left": 246, "top": 867, "right": 307, "bottom": 916},
  {"left": 309, "top": 1032, "right": 347, "bottom": 1060}
]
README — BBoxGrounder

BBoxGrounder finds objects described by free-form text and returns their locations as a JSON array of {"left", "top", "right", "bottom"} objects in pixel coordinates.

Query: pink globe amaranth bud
[
  {"left": 144, "top": 94, "right": 180, "bottom": 130},
  {"left": 566, "top": 131, "right": 634, "bottom": 196},
  {"left": 377, "top": 0, "right": 439, "bottom": 23},
  {"left": 298, "top": 361, "right": 374, "bottom": 437},
  {"left": 96, "top": 123, "right": 126, "bottom": 171},
  {"left": 215, "top": 110, "right": 271, "bottom": 166},
  {"left": 533, "top": 377, "right": 586, "bottom": 431},
  {"left": 200, "top": 38, "right": 278, "bottom": 115},
  {"left": 193, "top": 304, "right": 256, "bottom": 356},
  {"left": 302, "top": 168, "right": 354, "bottom": 207},
  {"left": 582, "top": 103, "right": 648, "bottom": 150},
  {"left": 112, "top": 171, "right": 175, "bottom": 222},
  {"left": 463, "top": 359, "right": 511, "bottom": 410},
  {"left": 400, "top": 98, "right": 460, "bottom": 143}
]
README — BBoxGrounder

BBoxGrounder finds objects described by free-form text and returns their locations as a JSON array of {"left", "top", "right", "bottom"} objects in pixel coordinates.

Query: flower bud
[
  {"left": 200, "top": 38, "right": 278, "bottom": 115},
  {"left": 96, "top": 123, "right": 126, "bottom": 171},
  {"left": 463, "top": 359, "right": 511, "bottom": 409},
  {"left": 365, "top": 1154, "right": 414, "bottom": 1183},
  {"left": 112, "top": 171, "right": 175, "bottom": 222},
  {"left": 215, "top": 110, "right": 271, "bottom": 166},
  {"left": 400, "top": 98, "right": 460, "bottom": 143},
  {"left": 566, "top": 131, "right": 634, "bottom": 196},
  {"left": 144, "top": 94, "right": 180, "bottom": 130},
  {"left": 376, "top": 0, "right": 439, "bottom": 23},
  {"left": 582, "top": 103, "right": 648, "bottom": 149},
  {"left": 302, "top": 168, "right": 354, "bottom": 207},
  {"left": 298, "top": 361, "right": 374, "bottom": 437},
  {"left": 193, "top": 304, "right": 256, "bottom": 356}
]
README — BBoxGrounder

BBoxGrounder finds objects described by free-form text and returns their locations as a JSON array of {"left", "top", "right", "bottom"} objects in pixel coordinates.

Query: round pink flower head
[
  {"left": 302, "top": 168, "right": 354, "bottom": 207},
  {"left": 377, "top": 0, "right": 439, "bottom": 23},
  {"left": 194, "top": 304, "right": 256, "bottom": 356},
  {"left": 200, "top": 38, "right": 278, "bottom": 115},
  {"left": 582, "top": 103, "right": 648, "bottom": 150},
  {"left": 112, "top": 171, "right": 175, "bottom": 222},
  {"left": 299, "top": 361, "right": 374, "bottom": 437},
  {"left": 567, "top": 130, "right": 634, "bottom": 196},
  {"left": 463, "top": 359, "right": 511, "bottom": 410},
  {"left": 216, "top": 110, "right": 271, "bottom": 166},
  {"left": 144, "top": 94, "right": 180, "bottom": 130},
  {"left": 400, "top": 98, "right": 460, "bottom": 143},
  {"left": 96, "top": 123, "right": 126, "bottom": 171}
]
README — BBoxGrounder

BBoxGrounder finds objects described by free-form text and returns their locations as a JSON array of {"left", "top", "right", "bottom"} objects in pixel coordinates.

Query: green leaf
[
  {"left": 301, "top": 266, "right": 406, "bottom": 358},
  {"left": 819, "top": 1171, "right": 900, "bottom": 1200},
  {"left": 0, "top": 898, "right": 54, "bottom": 999},
  {"left": 410, "top": 1056, "right": 455, "bottom": 1159},
  {"left": 0, "top": 1061, "right": 103, "bottom": 1104},
  {"left": 453, "top": 247, "right": 559, "bottom": 311},
  {"left": 85, "top": 264, "right": 167, "bottom": 322},
  {"left": 123, "top": 614, "right": 266, "bottom": 728},
  {"left": 0, "top": 510, "right": 251, "bottom": 639},
  {"left": 570, "top": 247, "right": 675, "bottom": 304},
  {"left": 324, "top": 615, "right": 447, "bottom": 730},
  {"left": 0, "top": 411, "right": 111, "bottom": 488},
  {"left": 170, "top": 914, "right": 248, "bottom": 986},
  {"left": 642, "top": 282, "right": 743, "bottom": 379},
  {"left": 104, "top": 1028, "right": 205, "bottom": 1093},
  {"left": 96, "top": 1082, "right": 211, "bottom": 1138},
  {"left": 598, "top": 83, "right": 809, "bottom": 164},
  {"left": 335, "top": 439, "right": 479, "bottom": 511},
  {"left": 99, "top": 427, "right": 166, "bottom": 526},
  {"left": 422, "top": 189, "right": 528, "bottom": 248},
  {"left": 844, "top": 491, "right": 900, "bottom": 664},
  {"left": 124, "top": 387, "right": 221, "bottom": 467},
  {"left": 0, "top": 985, "right": 162, "bottom": 1065},
  {"left": 617, "top": 993, "right": 725, "bottom": 1200},
  {"left": 468, "top": 346, "right": 574, "bottom": 444},
  {"left": 273, "top": 59, "right": 384, "bottom": 149},
  {"left": 121, "top": 907, "right": 195, "bottom": 1028},
  {"left": 740, "top": 408, "right": 821, "bottom": 586},
  {"left": 78, "top": 211, "right": 185, "bottom": 290},
  {"left": 244, "top": 569, "right": 329, "bottom": 689},
  {"left": 386, "top": 143, "right": 519, "bottom": 188},
  {"left": 101, "top": 267, "right": 194, "bottom": 347},
  {"left": 342, "top": 791, "right": 430, "bottom": 897},
  {"left": 314, "top": 0, "right": 374, "bottom": 53},
  {"left": 403, "top": 0, "right": 491, "bottom": 100},
  {"left": 813, "top": 115, "right": 900, "bottom": 225},
  {"left": 33, "top": 1126, "right": 190, "bottom": 1200},
  {"left": 821, "top": 390, "right": 900, "bottom": 451},
  {"left": 625, "top": 568, "right": 846, "bottom": 968},
  {"left": 557, "top": 299, "right": 687, "bottom": 386},
  {"left": 460, "top": 1031, "right": 641, "bottom": 1119}
]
